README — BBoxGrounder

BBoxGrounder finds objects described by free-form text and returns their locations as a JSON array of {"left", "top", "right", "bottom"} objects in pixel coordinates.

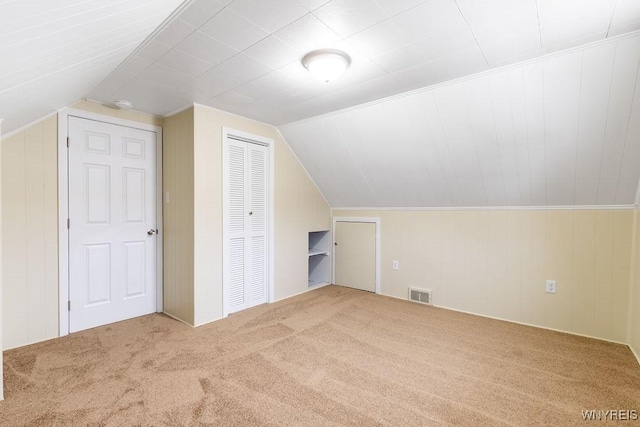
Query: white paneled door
[
  {"left": 224, "top": 136, "right": 269, "bottom": 315},
  {"left": 68, "top": 117, "right": 157, "bottom": 333}
]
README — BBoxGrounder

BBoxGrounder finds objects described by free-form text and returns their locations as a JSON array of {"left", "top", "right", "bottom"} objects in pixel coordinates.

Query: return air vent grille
[{"left": 409, "top": 287, "right": 432, "bottom": 305}]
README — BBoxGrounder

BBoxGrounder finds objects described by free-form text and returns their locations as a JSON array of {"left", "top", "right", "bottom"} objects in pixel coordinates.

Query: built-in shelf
[
  {"left": 308, "top": 250, "right": 329, "bottom": 257},
  {"left": 308, "top": 230, "right": 330, "bottom": 287}
]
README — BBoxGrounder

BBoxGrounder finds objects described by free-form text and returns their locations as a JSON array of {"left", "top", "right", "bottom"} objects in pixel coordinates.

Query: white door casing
[
  {"left": 63, "top": 113, "right": 161, "bottom": 333},
  {"left": 223, "top": 129, "right": 273, "bottom": 316}
]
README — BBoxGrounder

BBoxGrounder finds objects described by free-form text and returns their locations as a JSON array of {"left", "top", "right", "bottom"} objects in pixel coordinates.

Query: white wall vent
[{"left": 408, "top": 287, "right": 432, "bottom": 305}]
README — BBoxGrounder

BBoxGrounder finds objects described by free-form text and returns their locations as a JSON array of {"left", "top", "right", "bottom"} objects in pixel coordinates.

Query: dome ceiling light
[{"left": 302, "top": 49, "right": 351, "bottom": 83}]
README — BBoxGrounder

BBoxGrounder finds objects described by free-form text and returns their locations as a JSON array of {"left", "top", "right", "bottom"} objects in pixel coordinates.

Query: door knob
[
  {"left": 249, "top": 211, "right": 253, "bottom": 216},
  {"left": 147, "top": 229, "right": 158, "bottom": 236}
]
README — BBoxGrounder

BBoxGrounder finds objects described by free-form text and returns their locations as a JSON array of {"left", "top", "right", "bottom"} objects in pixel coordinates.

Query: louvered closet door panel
[
  {"left": 247, "top": 143, "right": 267, "bottom": 306},
  {"left": 226, "top": 140, "right": 248, "bottom": 313},
  {"left": 228, "top": 238, "right": 245, "bottom": 309},
  {"left": 228, "top": 142, "right": 246, "bottom": 235},
  {"left": 224, "top": 135, "right": 269, "bottom": 316}
]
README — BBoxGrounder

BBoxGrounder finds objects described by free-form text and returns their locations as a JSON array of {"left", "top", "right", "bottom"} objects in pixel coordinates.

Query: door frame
[
  {"left": 57, "top": 108, "right": 163, "bottom": 337},
  {"left": 222, "top": 127, "right": 275, "bottom": 317},
  {"left": 332, "top": 217, "right": 381, "bottom": 294}
]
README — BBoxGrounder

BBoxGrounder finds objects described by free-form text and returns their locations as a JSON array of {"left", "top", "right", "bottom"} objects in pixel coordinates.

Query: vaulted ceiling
[{"left": 2, "top": 0, "right": 640, "bottom": 208}]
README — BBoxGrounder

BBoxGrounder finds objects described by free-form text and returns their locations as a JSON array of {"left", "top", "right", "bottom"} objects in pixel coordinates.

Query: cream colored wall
[
  {"left": 2, "top": 100, "right": 162, "bottom": 350},
  {"left": 333, "top": 209, "right": 633, "bottom": 343},
  {"left": 191, "top": 104, "right": 330, "bottom": 324},
  {"left": 0, "top": 118, "right": 4, "bottom": 399},
  {"left": 162, "top": 108, "right": 195, "bottom": 325},
  {"left": 629, "top": 210, "right": 640, "bottom": 363},
  {"left": 2, "top": 116, "right": 58, "bottom": 350}
]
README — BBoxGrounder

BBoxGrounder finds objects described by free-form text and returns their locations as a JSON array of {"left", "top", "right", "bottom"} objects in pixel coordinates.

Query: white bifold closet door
[{"left": 224, "top": 138, "right": 268, "bottom": 315}]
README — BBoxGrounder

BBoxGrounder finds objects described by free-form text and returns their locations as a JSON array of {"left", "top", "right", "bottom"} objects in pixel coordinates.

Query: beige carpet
[{"left": 1, "top": 285, "right": 639, "bottom": 426}]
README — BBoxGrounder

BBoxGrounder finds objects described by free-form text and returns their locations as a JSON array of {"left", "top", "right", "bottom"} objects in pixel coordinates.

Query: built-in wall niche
[{"left": 308, "top": 230, "right": 330, "bottom": 287}]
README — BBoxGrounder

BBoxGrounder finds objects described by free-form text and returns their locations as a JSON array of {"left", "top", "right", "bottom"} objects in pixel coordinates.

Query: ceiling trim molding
[
  {"left": 280, "top": 29, "right": 640, "bottom": 129},
  {"left": 331, "top": 205, "right": 636, "bottom": 212}
]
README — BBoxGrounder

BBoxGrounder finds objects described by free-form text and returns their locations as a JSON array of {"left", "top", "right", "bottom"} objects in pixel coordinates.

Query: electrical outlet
[
  {"left": 546, "top": 280, "right": 557, "bottom": 294},
  {"left": 392, "top": 260, "right": 399, "bottom": 270}
]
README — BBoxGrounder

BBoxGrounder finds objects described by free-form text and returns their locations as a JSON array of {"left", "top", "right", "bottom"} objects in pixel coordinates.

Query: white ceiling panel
[
  {"left": 346, "top": 20, "right": 411, "bottom": 58},
  {"left": 609, "top": 0, "right": 640, "bottom": 37},
  {"left": 174, "top": 31, "right": 238, "bottom": 66},
  {"left": 4, "top": 0, "right": 640, "bottom": 209},
  {"left": 0, "top": 0, "right": 184, "bottom": 133},
  {"left": 243, "top": 36, "right": 301, "bottom": 70},
  {"left": 574, "top": 43, "right": 616, "bottom": 205},
  {"left": 229, "top": 0, "right": 308, "bottom": 33},
  {"left": 156, "top": 49, "right": 213, "bottom": 78},
  {"left": 616, "top": 69, "right": 640, "bottom": 203},
  {"left": 199, "top": 7, "right": 268, "bottom": 51},
  {"left": 313, "top": 0, "right": 387, "bottom": 38},
  {"left": 274, "top": 13, "right": 341, "bottom": 53},
  {"left": 179, "top": 0, "right": 230, "bottom": 28},
  {"left": 537, "top": 0, "right": 617, "bottom": 52},
  {"left": 281, "top": 34, "right": 640, "bottom": 208},
  {"left": 598, "top": 35, "right": 640, "bottom": 204},
  {"left": 78, "top": 0, "right": 640, "bottom": 136}
]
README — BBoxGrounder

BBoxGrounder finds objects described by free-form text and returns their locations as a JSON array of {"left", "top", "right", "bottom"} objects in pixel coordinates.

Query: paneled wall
[
  {"left": 630, "top": 210, "right": 640, "bottom": 363},
  {"left": 193, "top": 104, "right": 330, "bottom": 321},
  {"left": 2, "top": 100, "right": 162, "bottom": 350},
  {"left": 333, "top": 209, "right": 633, "bottom": 343},
  {"left": 162, "top": 108, "right": 195, "bottom": 325},
  {"left": 162, "top": 104, "right": 331, "bottom": 326},
  {"left": 2, "top": 115, "right": 58, "bottom": 349}
]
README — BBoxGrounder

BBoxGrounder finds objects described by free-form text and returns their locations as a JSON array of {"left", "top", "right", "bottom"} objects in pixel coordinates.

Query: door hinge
[
  {"left": 68, "top": 301, "right": 71, "bottom": 311},
  {"left": 66, "top": 137, "right": 69, "bottom": 148},
  {"left": 67, "top": 218, "right": 70, "bottom": 229}
]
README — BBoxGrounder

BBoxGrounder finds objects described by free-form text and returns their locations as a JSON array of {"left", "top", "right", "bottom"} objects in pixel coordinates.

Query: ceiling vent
[{"left": 408, "top": 287, "right": 432, "bottom": 305}]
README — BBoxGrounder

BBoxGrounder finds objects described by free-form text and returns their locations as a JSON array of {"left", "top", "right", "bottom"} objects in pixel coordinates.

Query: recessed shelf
[
  {"left": 308, "top": 250, "right": 329, "bottom": 257},
  {"left": 309, "top": 230, "right": 330, "bottom": 287}
]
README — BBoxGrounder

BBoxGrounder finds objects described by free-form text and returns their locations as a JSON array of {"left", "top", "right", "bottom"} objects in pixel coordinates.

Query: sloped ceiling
[
  {"left": 280, "top": 33, "right": 640, "bottom": 208},
  {"left": 0, "top": 0, "right": 186, "bottom": 134},
  {"left": 2, "top": 0, "right": 640, "bottom": 208},
  {"left": 87, "top": 0, "right": 640, "bottom": 126}
]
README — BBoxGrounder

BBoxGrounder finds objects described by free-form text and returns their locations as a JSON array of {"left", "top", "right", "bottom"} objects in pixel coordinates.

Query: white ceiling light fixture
[{"left": 302, "top": 49, "right": 351, "bottom": 83}]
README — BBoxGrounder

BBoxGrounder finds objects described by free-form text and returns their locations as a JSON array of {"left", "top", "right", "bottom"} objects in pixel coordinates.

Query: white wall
[{"left": 333, "top": 209, "right": 633, "bottom": 343}]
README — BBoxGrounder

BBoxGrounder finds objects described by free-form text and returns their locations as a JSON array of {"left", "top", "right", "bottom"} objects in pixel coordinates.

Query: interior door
[
  {"left": 224, "top": 137, "right": 268, "bottom": 315},
  {"left": 335, "top": 221, "right": 376, "bottom": 292},
  {"left": 68, "top": 116, "right": 157, "bottom": 332}
]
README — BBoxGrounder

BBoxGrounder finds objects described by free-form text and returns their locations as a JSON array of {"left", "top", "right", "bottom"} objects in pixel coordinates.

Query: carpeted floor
[{"left": 1, "top": 285, "right": 639, "bottom": 426}]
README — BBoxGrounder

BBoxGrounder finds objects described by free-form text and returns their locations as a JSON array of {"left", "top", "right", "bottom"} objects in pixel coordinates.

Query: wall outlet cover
[{"left": 545, "top": 280, "right": 557, "bottom": 294}]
